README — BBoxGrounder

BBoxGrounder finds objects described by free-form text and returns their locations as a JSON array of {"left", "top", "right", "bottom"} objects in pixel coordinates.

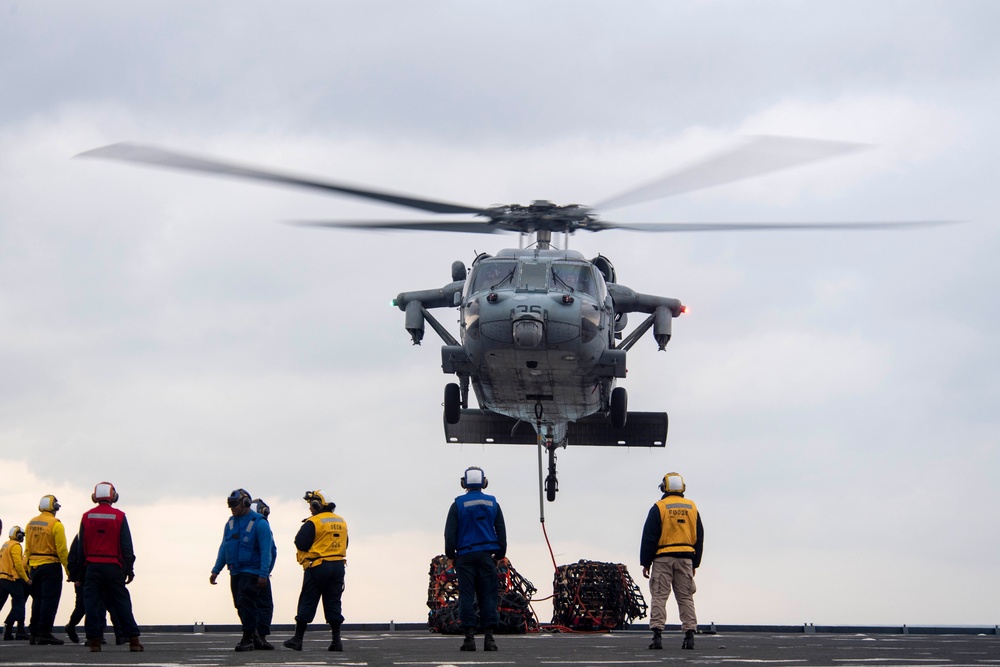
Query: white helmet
[
  {"left": 39, "top": 494, "right": 61, "bottom": 512},
  {"left": 659, "top": 472, "right": 686, "bottom": 494},
  {"left": 461, "top": 466, "right": 488, "bottom": 490}
]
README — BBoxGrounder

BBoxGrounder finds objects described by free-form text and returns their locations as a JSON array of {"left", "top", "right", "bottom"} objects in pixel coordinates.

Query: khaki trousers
[{"left": 648, "top": 556, "right": 697, "bottom": 631}]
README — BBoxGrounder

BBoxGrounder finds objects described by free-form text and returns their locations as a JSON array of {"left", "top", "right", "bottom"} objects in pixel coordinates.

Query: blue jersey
[
  {"left": 454, "top": 490, "right": 501, "bottom": 556},
  {"left": 212, "top": 510, "right": 274, "bottom": 577}
]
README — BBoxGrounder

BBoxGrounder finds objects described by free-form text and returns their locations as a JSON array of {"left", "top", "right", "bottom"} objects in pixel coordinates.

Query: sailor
[
  {"left": 210, "top": 489, "right": 274, "bottom": 652},
  {"left": 640, "top": 472, "right": 704, "bottom": 650},
  {"left": 249, "top": 498, "right": 277, "bottom": 648},
  {"left": 444, "top": 466, "right": 507, "bottom": 652},
  {"left": 74, "top": 482, "right": 143, "bottom": 652},
  {"left": 283, "top": 490, "right": 348, "bottom": 652},
  {"left": 65, "top": 533, "right": 122, "bottom": 645},
  {"left": 1, "top": 525, "right": 32, "bottom": 640},
  {"left": 24, "top": 494, "right": 69, "bottom": 645}
]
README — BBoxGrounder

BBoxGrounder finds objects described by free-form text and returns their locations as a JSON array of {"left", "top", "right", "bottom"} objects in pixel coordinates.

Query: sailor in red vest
[{"left": 73, "top": 482, "right": 143, "bottom": 652}]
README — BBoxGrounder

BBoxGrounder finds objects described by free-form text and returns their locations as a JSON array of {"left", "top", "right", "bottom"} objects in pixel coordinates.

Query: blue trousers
[
  {"left": 229, "top": 572, "right": 261, "bottom": 636},
  {"left": 84, "top": 563, "right": 139, "bottom": 640},
  {"left": 28, "top": 563, "right": 62, "bottom": 636},
  {"left": 294, "top": 560, "right": 345, "bottom": 627},
  {"left": 256, "top": 578, "right": 273, "bottom": 637},
  {"left": 455, "top": 551, "right": 499, "bottom": 630},
  {"left": 1, "top": 579, "right": 28, "bottom": 625}
]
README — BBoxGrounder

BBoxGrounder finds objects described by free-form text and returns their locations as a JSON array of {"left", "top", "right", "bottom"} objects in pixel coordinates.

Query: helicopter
[{"left": 78, "top": 136, "right": 948, "bottom": 502}]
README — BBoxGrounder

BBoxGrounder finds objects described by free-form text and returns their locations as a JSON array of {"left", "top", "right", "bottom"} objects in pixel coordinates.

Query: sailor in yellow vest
[
  {"left": 24, "top": 495, "right": 70, "bottom": 645},
  {"left": 283, "top": 490, "right": 348, "bottom": 652},
  {"left": 639, "top": 472, "right": 704, "bottom": 650},
  {"left": 2, "top": 525, "right": 32, "bottom": 640}
]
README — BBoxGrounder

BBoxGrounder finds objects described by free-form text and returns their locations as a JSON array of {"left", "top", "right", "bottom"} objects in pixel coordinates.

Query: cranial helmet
[
  {"left": 461, "top": 466, "right": 488, "bottom": 490},
  {"left": 39, "top": 495, "right": 61, "bottom": 512},
  {"left": 250, "top": 498, "right": 270, "bottom": 519},
  {"left": 92, "top": 481, "right": 119, "bottom": 504},
  {"left": 304, "top": 490, "right": 335, "bottom": 513},
  {"left": 227, "top": 488, "right": 252, "bottom": 509},
  {"left": 659, "top": 472, "right": 686, "bottom": 494},
  {"left": 9, "top": 525, "right": 25, "bottom": 541}
]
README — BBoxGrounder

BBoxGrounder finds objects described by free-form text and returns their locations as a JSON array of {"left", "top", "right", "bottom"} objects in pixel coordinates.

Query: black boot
[
  {"left": 234, "top": 632, "right": 255, "bottom": 652},
  {"left": 648, "top": 628, "right": 663, "bottom": 650},
  {"left": 3, "top": 624, "right": 12, "bottom": 641},
  {"left": 36, "top": 633, "right": 64, "bottom": 645},
  {"left": 253, "top": 633, "right": 274, "bottom": 650},
  {"left": 328, "top": 624, "right": 343, "bottom": 652},
  {"left": 460, "top": 628, "right": 476, "bottom": 651},
  {"left": 64, "top": 624, "right": 80, "bottom": 644},
  {"left": 283, "top": 621, "right": 306, "bottom": 651},
  {"left": 484, "top": 631, "right": 498, "bottom": 652},
  {"left": 15, "top": 623, "right": 29, "bottom": 641},
  {"left": 682, "top": 629, "right": 695, "bottom": 650}
]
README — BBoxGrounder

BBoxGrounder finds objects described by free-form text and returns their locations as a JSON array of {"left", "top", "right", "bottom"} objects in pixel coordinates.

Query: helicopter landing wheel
[
  {"left": 544, "top": 441, "right": 558, "bottom": 502},
  {"left": 610, "top": 386, "right": 628, "bottom": 428},
  {"left": 444, "top": 382, "right": 461, "bottom": 424},
  {"left": 545, "top": 474, "right": 558, "bottom": 502}
]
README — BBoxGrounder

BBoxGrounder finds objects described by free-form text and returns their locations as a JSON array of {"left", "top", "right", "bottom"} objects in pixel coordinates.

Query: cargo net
[
  {"left": 551, "top": 560, "right": 647, "bottom": 631},
  {"left": 427, "top": 555, "right": 539, "bottom": 634}
]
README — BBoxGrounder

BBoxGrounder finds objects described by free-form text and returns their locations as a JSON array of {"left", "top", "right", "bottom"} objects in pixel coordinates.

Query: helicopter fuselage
[
  {"left": 395, "top": 247, "right": 683, "bottom": 451},
  {"left": 459, "top": 249, "right": 614, "bottom": 443}
]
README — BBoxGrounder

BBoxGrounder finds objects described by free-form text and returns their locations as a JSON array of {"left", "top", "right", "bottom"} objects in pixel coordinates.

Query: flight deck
[{"left": 2, "top": 626, "right": 998, "bottom": 666}]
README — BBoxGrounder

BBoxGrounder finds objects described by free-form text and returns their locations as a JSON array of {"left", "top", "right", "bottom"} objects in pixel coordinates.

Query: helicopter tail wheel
[
  {"left": 610, "top": 386, "right": 628, "bottom": 428},
  {"left": 444, "top": 382, "right": 461, "bottom": 424}
]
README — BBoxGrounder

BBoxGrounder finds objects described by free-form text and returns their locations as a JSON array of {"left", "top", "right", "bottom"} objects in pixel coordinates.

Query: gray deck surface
[{"left": 2, "top": 630, "right": 999, "bottom": 666}]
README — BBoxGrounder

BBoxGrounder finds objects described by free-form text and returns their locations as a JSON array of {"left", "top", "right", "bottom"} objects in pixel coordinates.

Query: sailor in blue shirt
[
  {"left": 209, "top": 489, "right": 274, "bottom": 652},
  {"left": 444, "top": 467, "right": 507, "bottom": 652}
]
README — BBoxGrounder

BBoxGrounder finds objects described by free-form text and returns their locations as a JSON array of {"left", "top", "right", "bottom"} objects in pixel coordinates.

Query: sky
[{"left": 1, "top": 0, "right": 998, "bottom": 628}]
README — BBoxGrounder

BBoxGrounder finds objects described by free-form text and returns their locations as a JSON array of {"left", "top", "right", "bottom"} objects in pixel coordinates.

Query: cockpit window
[
  {"left": 551, "top": 262, "right": 597, "bottom": 297},
  {"left": 469, "top": 260, "right": 517, "bottom": 293},
  {"left": 517, "top": 262, "right": 549, "bottom": 291}
]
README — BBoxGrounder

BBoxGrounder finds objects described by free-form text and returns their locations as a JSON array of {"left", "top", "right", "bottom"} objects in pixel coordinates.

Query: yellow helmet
[
  {"left": 659, "top": 472, "right": 686, "bottom": 494},
  {"left": 304, "top": 490, "right": 335, "bottom": 512},
  {"left": 38, "top": 495, "right": 61, "bottom": 512},
  {"left": 9, "top": 525, "right": 25, "bottom": 541}
]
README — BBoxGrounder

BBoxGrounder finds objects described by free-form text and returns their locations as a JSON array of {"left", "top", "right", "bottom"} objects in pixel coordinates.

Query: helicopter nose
[{"left": 512, "top": 319, "right": 544, "bottom": 349}]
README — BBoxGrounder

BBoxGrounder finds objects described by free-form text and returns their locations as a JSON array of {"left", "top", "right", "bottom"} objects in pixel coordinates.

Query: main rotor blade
[
  {"left": 77, "top": 142, "right": 486, "bottom": 215},
  {"left": 288, "top": 219, "right": 508, "bottom": 234},
  {"left": 602, "top": 220, "right": 957, "bottom": 232},
  {"left": 595, "top": 135, "right": 869, "bottom": 211}
]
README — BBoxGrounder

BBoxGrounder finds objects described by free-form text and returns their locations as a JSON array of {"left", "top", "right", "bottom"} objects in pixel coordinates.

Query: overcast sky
[{"left": 1, "top": 1, "right": 998, "bottom": 628}]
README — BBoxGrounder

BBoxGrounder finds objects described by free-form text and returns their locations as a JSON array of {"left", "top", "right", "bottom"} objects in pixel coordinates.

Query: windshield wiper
[{"left": 551, "top": 268, "right": 575, "bottom": 292}]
